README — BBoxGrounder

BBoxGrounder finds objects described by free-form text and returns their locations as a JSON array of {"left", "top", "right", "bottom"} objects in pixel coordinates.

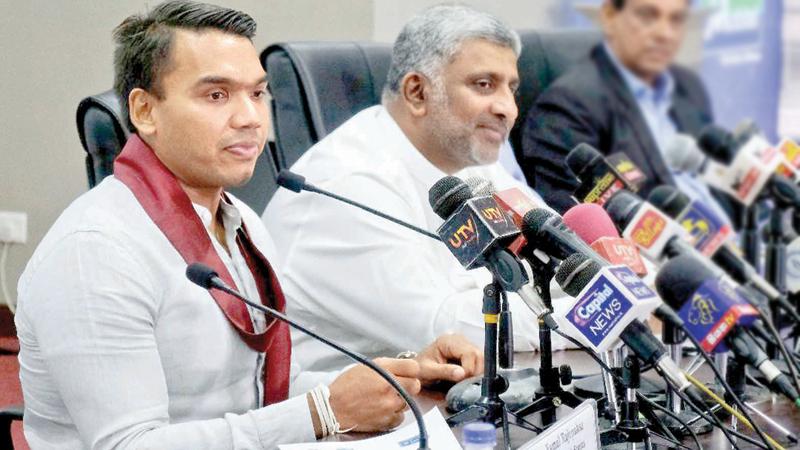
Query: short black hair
[
  {"left": 610, "top": 0, "right": 691, "bottom": 10},
  {"left": 112, "top": 0, "right": 256, "bottom": 131}
]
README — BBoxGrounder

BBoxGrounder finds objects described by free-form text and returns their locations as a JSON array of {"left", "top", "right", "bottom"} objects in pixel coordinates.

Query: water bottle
[{"left": 462, "top": 422, "right": 496, "bottom": 449}]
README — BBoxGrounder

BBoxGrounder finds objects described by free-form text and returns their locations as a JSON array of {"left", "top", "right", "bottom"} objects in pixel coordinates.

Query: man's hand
[
  {"left": 415, "top": 333, "right": 483, "bottom": 386},
  {"left": 328, "top": 358, "right": 421, "bottom": 432}
]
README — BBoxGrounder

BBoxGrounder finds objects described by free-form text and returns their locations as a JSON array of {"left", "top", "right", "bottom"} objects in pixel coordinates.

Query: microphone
[
  {"left": 276, "top": 170, "right": 440, "bottom": 241},
  {"left": 519, "top": 208, "right": 607, "bottom": 265},
  {"left": 606, "top": 152, "right": 647, "bottom": 192},
  {"left": 664, "top": 133, "right": 706, "bottom": 175},
  {"left": 428, "top": 176, "right": 557, "bottom": 328},
  {"left": 698, "top": 125, "right": 800, "bottom": 208},
  {"left": 603, "top": 190, "right": 699, "bottom": 264},
  {"left": 493, "top": 187, "right": 544, "bottom": 228},
  {"left": 566, "top": 143, "right": 634, "bottom": 206},
  {"left": 553, "top": 253, "right": 698, "bottom": 400},
  {"left": 655, "top": 255, "right": 800, "bottom": 404},
  {"left": 647, "top": 185, "right": 733, "bottom": 257},
  {"left": 185, "top": 263, "right": 432, "bottom": 449},
  {"left": 562, "top": 203, "right": 647, "bottom": 276},
  {"left": 648, "top": 185, "right": 799, "bottom": 322}
]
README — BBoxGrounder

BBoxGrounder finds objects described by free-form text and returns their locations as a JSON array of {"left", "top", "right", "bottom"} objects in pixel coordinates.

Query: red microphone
[{"left": 563, "top": 203, "right": 648, "bottom": 276}]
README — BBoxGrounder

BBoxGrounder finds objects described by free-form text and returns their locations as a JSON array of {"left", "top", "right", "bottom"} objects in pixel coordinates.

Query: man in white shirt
[
  {"left": 16, "top": 2, "right": 482, "bottom": 449},
  {"left": 264, "top": 5, "right": 563, "bottom": 374}
]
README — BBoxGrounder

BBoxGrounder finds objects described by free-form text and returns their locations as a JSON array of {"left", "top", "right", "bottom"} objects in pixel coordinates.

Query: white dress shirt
[
  {"left": 263, "top": 105, "right": 572, "bottom": 373},
  {"left": 16, "top": 176, "right": 336, "bottom": 450}
]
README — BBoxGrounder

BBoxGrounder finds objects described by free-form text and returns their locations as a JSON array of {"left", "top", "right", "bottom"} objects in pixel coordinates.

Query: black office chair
[
  {"left": 75, "top": 90, "right": 280, "bottom": 214},
  {"left": 261, "top": 30, "right": 600, "bottom": 171}
]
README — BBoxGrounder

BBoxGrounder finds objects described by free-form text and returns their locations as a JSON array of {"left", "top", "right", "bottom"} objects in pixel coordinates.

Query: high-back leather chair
[
  {"left": 262, "top": 30, "right": 600, "bottom": 171},
  {"left": 76, "top": 90, "right": 280, "bottom": 214}
]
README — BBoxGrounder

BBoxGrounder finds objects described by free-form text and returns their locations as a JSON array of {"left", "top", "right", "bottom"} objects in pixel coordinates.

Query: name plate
[{"left": 519, "top": 400, "right": 600, "bottom": 450}]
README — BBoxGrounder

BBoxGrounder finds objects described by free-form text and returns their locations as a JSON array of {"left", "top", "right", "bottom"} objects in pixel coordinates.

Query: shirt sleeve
[{"left": 16, "top": 231, "right": 316, "bottom": 450}]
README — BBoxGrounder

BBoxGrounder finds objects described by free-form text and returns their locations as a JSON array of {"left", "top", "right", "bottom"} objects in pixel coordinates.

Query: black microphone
[
  {"left": 655, "top": 255, "right": 800, "bottom": 405},
  {"left": 428, "top": 176, "right": 558, "bottom": 328},
  {"left": 276, "top": 169, "right": 440, "bottom": 241},
  {"left": 185, "top": 263, "right": 431, "bottom": 449},
  {"left": 648, "top": 185, "right": 800, "bottom": 324},
  {"left": 520, "top": 208, "right": 608, "bottom": 265},
  {"left": 566, "top": 143, "right": 636, "bottom": 206}
]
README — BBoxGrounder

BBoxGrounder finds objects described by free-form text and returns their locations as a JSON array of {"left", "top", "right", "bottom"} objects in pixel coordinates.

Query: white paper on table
[
  {"left": 518, "top": 399, "right": 601, "bottom": 450},
  {"left": 279, "top": 408, "right": 462, "bottom": 450}
]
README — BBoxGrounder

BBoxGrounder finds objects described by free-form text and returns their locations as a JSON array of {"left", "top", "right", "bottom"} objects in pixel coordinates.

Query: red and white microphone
[{"left": 562, "top": 203, "right": 648, "bottom": 276}]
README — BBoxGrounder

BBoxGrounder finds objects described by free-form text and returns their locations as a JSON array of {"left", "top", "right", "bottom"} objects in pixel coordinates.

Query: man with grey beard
[{"left": 264, "top": 4, "right": 561, "bottom": 374}]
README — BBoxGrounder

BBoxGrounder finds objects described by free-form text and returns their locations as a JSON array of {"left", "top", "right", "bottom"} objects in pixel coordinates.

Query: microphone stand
[
  {"left": 599, "top": 355, "right": 652, "bottom": 449},
  {"left": 660, "top": 322, "right": 709, "bottom": 436},
  {"left": 742, "top": 204, "right": 761, "bottom": 271},
  {"left": 445, "top": 280, "right": 543, "bottom": 449},
  {"left": 514, "top": 260, "right": 582, "bottom": 425},
  {"left": 765, "top": 206, "right": 790, "bottom": 359}
]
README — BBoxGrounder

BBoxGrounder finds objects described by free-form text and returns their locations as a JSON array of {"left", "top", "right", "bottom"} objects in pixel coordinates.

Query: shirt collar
[
  {"left": 603, "top": 42, "right": 675, "bottom": 106},
  {"left": 192, "top": 197, "right": 243, "bottom": 236}
]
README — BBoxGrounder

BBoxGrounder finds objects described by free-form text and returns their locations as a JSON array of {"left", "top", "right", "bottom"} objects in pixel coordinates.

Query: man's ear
[
  {"left": 400, "top": 72, "right": 432, "bottom": 118},
  {"left": 599, "top": 1, "right": 617, "bottom": 38},
  {"left": 128, "top": 88, "right": 157, "bottom": 136}
]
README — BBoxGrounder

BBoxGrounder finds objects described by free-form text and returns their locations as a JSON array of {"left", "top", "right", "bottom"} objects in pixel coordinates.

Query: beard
[{"left": 424, "top": 91, "right": 504, "bottom": 169}]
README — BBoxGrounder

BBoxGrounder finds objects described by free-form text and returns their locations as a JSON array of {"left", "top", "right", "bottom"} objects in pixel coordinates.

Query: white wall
[
  {"left": 0, "top": 0, "right": 374, "bottom": 304},
  {"left": 372, "top": 0, "right": 564, "bottom": 42},
  {"left": 0, "top": 1, "right": 561, "bottom": 305}
]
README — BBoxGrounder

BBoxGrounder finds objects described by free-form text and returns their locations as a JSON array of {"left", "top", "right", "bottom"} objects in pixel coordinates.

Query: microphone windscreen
[
  {"left": 698, "top": 124, "right": 736, "bottom": 163},
  {"left": 664, "top": 134, "right": 705, "bottom": 173},
  {"left": 428, "top": 176, "right": 472, "bottom": 219},
  {"left": 463, "top": 177, "right": 495, "bottom": 196},
  {"left": 276, "top": 170, "right": 306, "bottom": 193},
  {"left": 603, "top": 190, "right": 642, "bottom": 230},
  {"left": 565, "top": 143, "right": 602, "bottom": 177},
  {"left": 654, "top": 255, "right": 715, "bottom": 309},
  {"left": 648, "top": 185, "right": 690, "bottom": 219},
  {"left": 555, "top": 253, "right": 602, "bottom": 297},
  {"left": 563, "top": 203, "right": 620, "bottom": 244},
  {"left": 186, "top": 263, "right": 218, "bottom": 289},
  {"left": 520, "top": 208, "right": 555, "bottom": 237}
]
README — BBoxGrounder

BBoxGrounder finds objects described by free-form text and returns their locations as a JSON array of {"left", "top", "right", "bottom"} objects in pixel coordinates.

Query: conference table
[{"left": 323, "top": 350, "right": 800, "bottom": 449}]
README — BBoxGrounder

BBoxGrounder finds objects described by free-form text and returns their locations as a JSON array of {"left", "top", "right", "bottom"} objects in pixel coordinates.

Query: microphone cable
[
  {"left": 186, "top": 263, "right": 431, "bottom": 450},
  {"left": 678, "top": 323, "right": 791, "bottom": 449},
  {"left": 550, "top": 328, "right": 704, "bottom": 450},
  {"left": 750, "top": 304, "right": 800, "bottom": 407},
  {"left": 684, "top": 372, "right": 786, "bottom": 450},
  {"left": 551, "top": 327, "right": 782, "bottom": 450}
]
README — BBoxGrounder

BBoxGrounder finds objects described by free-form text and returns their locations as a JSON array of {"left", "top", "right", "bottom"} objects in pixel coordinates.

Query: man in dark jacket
[{"left": 520, "top": 0, "right": 717, "bottom": 214}]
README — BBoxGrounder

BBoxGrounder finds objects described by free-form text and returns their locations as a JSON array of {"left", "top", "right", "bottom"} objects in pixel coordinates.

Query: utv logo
[
  {"left": 481, "top": 206, "right": 505, "bottom": 223},
  {"left": 448, "top": 217, "right": 477, "bottom": 248}
]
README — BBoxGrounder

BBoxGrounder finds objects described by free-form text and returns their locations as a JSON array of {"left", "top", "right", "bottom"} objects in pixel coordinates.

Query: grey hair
[{"left": 381, "top": 4, "right": 521, "bottom": 104}]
